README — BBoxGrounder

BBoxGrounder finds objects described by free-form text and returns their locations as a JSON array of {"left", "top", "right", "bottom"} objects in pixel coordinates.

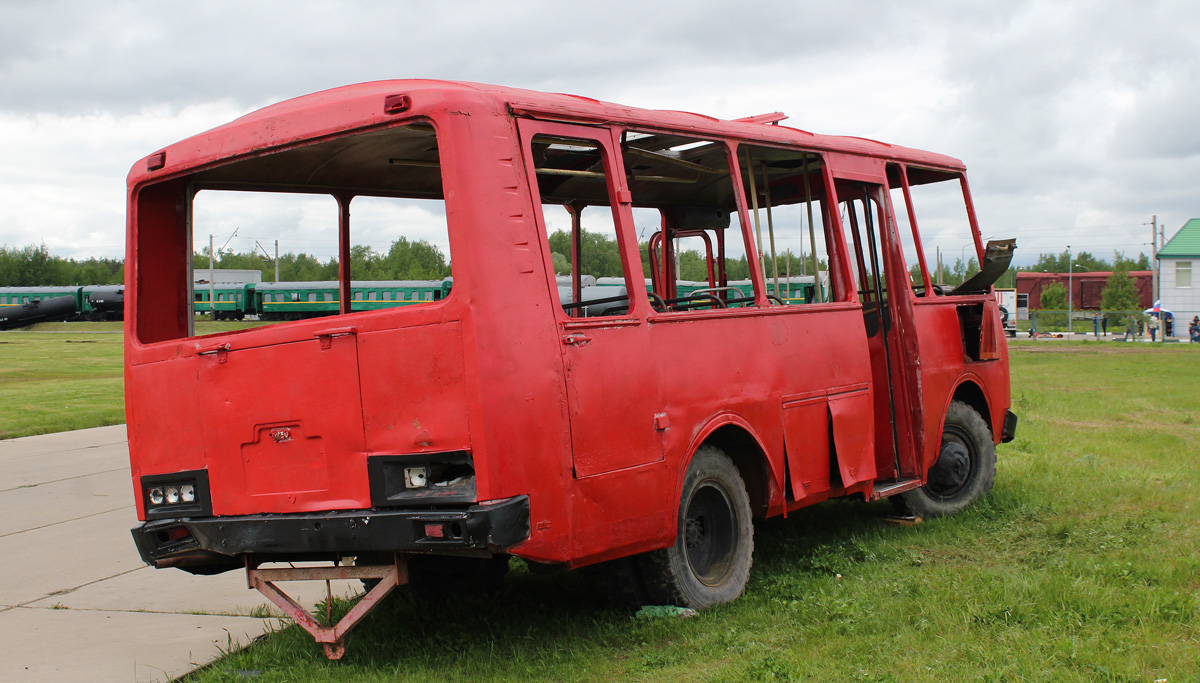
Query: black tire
[
  {"left": 640, "top": 446, "right": 754, "bottom": 609},
  {"left": 894, "top": 400, "right": 995, "bottom": 517}
]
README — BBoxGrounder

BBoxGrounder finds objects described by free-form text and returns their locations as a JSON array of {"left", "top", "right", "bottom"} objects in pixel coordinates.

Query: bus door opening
[{"left": 840, "top": 183, "right": 922, "bottom": 483}]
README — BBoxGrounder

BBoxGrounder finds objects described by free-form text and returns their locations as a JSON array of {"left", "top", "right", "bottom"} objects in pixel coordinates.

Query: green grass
[
  {"left": 2, "top": 332, "right": 1195, "bottom": 679},
  {"left": 180, "top": 341, "right": 1200, "bottom": 682},
  {"left": 0, "top": 320, "right": 274, "bottom": 439},
  {"left": 0, "top": 332, "right": 125, "bottom": 439}
]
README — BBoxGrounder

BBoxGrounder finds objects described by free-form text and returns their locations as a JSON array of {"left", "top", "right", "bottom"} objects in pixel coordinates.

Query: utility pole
[
  {"left": 208, "top": 234, "right": 215, "bottom": 318},
  {"left": 1152, "top": 214, "right": 1158, "bottom": 309},
  {"left": 255, "top": 240, "right": 280, "bottom": 283},
  {"left": 1067, "top": 244, "right": 1073, "bottom": 335}
]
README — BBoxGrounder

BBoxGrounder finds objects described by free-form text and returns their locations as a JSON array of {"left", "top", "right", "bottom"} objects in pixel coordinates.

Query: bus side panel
[
  {"left": 781, "top": 392, "right": 830, "bottom": 501},
  {"left": 648, "top": 307, "right": 874, "bottom": 517},
  {"left": 911, "top": 300, "right": 1011, "bottom": 472},
  {"left": 569, "top": 463, "right": 672, "bottom": 565},
  {"left": 432, "top": 111, "right": 577, "bottom": 563}
]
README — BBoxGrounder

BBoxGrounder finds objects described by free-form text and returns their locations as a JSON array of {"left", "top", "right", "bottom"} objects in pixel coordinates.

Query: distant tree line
[
  {"left": 0, "top": 239, "right": 1152, "bottom": 294},
  {"left": 0, "top": 245, "right": 124, "bottom": 287},
  {"left": 547, "top": 230, "right": 828, "bottom": 282},
  {"left": 192, "top": 238, "right": 450, "bottom": 282}
]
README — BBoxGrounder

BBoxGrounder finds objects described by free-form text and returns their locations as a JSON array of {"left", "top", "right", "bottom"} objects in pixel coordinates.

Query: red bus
[{"left": 125, "top": 80, "right": 1016, "bottom": 657}]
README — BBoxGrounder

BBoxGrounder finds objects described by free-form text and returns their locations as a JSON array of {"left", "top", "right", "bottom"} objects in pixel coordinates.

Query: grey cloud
[
  {"left": 0, "top": 1, "right": 912, "bottom": 114},
  {"left": 4, "top": 0, "right": 1200, "bottom": 262}
]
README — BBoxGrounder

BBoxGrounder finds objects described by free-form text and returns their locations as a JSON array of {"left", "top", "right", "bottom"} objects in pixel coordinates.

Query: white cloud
[{"left": 2, "top": 0, "right": 1199, "bottom": 265}]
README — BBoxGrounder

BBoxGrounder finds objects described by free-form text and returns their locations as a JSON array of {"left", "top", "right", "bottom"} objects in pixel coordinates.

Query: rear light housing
[{"left": 142, "top": 469, "right": 212, "bottom": 519}]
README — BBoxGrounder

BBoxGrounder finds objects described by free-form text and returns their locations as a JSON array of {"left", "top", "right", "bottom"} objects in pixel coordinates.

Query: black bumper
[
  {"left": 131, "top": 495, "right": 529, "bottom": 573},
  {"left": 1001, "top": 409, "right": 1018, "bottom": 443}
]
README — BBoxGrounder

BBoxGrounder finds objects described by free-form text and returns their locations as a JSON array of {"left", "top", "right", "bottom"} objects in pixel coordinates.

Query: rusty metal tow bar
[{"left": 246, "top": 554, "right": 407, "bottom": 660}]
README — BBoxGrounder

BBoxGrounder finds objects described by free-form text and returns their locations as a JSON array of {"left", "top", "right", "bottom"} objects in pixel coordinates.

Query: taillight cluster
[
  {"left": 141, "top": 469, "right": 211, "bottom": 519},
  {"left": 148, "top": 482, "right": 196, "bottom": 506}
]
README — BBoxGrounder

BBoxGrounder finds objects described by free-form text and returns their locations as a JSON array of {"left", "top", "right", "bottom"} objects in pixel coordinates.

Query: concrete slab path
[{"left": 0, "top": 425, "right": 355, "bottom": 682}]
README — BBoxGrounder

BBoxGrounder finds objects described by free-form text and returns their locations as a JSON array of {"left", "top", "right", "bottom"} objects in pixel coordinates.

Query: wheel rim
[
  {"left": 683, "top": 480, "right": 738, "bottom": 586},
  {"left": 926, "top": 426, "right": 978, "bottom": 500}
]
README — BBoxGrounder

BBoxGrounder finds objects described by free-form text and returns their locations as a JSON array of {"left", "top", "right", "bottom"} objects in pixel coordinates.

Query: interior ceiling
[{"left": 191, "top": 124, "right": 444, "bottom": 199}]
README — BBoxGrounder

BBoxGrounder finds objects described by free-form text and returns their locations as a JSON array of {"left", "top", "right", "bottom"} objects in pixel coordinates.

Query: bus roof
[{"left": 129, "top": 80, "right": 966, "bottom": 185}]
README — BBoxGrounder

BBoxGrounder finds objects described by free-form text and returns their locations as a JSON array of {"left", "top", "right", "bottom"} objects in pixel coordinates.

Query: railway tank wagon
[
  {"left": 124, "top": 80, "right": 1015, "bottom": 658},
  {"left": 0, "top": 285, "right": 124, "bottom": 323}
]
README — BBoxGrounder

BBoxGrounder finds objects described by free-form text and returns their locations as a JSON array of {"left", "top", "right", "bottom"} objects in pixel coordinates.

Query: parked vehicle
[
  {"left": 995, "top": 287, "right": 1017, "bottom": 337},
  {"left": 124, "top": 80, "right": 1016, "bottom": 658}
]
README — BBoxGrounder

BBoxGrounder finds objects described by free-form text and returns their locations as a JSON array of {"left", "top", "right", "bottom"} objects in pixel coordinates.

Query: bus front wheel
[
  {"left": 895, "top": 400, "right": 996, "bottom": 517},
  {"left": 641, "top": 446, "right": 754, "bottom": 609}
]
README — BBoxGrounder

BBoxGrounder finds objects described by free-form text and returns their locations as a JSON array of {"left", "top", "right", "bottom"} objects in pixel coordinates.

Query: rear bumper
[{"left": 131, "top": 495, "right": 530, "bottom": 574}]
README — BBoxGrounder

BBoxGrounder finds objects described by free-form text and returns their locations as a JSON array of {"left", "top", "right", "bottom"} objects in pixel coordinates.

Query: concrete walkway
[{"left": 0, "top": 426, "right": 353, "bottom": 682}]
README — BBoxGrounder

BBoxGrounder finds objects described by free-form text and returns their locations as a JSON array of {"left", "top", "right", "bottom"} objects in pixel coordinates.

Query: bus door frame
[
  {"left": 515, "top": 117, "right": 664, "bottom": 480},
  {"left": 827, "top": 154, "right": 926, "bottom": 482}
]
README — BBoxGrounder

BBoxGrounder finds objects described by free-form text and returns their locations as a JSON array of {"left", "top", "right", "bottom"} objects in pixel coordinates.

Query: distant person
[
  {"left": 1102, "top": 314, "right": 1108, "bottom": 337},
  {"left": 1190, "top": 316, "right": 1199, "bottom": 343},
  {"left": 1093, "top": 313, "right": 1100, "bottom": 337},
  {"left": 1148, "top": 314, "right": 1159, "bottom": 342}
]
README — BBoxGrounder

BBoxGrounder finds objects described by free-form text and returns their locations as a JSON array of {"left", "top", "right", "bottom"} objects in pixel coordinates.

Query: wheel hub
[
  {"left": 685, "top": 516, "right": 704, "bottom": 547},
  {"left": 684, "top": 483, "right": 737, "bottom": 586},
  {"left": 930, "top": 442, "right": 970, "bottom": 489}
]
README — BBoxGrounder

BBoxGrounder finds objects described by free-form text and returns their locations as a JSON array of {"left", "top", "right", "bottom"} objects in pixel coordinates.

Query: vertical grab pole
[
  {"left": 762, "top": 162, "right": 781, "bottom": 299},
  {"left": 568, "top": 202, "right": 583, "bottom": 317},
  {"left": 801, "top": 153, "right": 823, "bottom": 302},
  {"left": 336, "top": 193, "right": 352, "bottom": 315},
  {"left": 745, "top": 149, "right": 768, "bottom": 288}
]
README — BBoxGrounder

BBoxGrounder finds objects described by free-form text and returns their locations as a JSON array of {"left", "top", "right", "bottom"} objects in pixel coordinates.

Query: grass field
[
  {"left": 2, "top": 335, "right": 1197, "bottom": 681},
  {"left": 181, "top": 342, "right": 1200, "bottom": 683},
  {"left": 0, "top": 321, "right": 267, "bottom": 439},
  {"left": 0, "top": 331, "right": 125, "bottom": 439}
]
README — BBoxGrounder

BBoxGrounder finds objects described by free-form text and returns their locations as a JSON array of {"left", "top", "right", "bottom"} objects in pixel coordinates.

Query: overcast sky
[{"left": 1, "top": 0, "right": 1196, "bottom": 268}]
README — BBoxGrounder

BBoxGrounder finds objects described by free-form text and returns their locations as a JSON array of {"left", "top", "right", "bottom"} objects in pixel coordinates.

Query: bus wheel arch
[
  {"left": 949, "top": 378, "right": 993, "bottom": 440},
  {"left": 689, "top": 420, "right": 774, "bottom": 517}
]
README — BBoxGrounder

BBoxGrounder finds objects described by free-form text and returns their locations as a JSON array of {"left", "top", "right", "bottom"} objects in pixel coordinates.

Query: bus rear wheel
[
  {"left": 640, "top": 446, "right": 753, "bottom": 609},
  {"left": 894, "top": 400, "right": 995, "bottom": 517}
]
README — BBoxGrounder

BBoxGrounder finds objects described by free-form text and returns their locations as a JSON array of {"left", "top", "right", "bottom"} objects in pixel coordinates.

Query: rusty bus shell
[{"left": 124, "top": 80, "right": 1015, "bottom": 657}]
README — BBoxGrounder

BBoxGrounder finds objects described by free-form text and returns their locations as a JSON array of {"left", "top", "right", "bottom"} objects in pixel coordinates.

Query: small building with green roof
[{"left": 1158, "top": 219, "right": 1200, "bottom": 333}]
